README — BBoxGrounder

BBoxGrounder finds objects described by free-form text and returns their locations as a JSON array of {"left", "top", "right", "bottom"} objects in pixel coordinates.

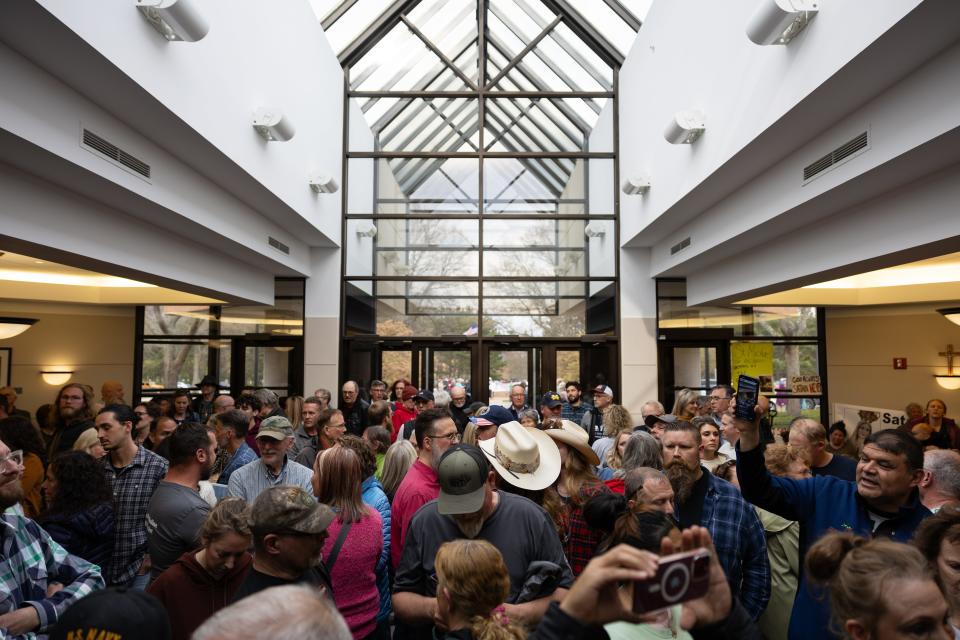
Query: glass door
[
  {"left": 232, "top": 337, "right": 303, "bottom": 401},
  {"left": 426, "top": 348, "right": 474, "bottom": 399},
  {"left": 657, "top": 331, "right": 731, "bottom": 413},
  {"left": 484, "top": 347, "right": 537, "bottom": 409}
]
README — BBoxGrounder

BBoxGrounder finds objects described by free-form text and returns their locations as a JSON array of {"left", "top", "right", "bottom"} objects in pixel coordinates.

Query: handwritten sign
[
  {"left": 832, "top": 403, "right": 909, "bottom": 436},
  {"left": 790, "top": 375, "right": 821, "bottom": 395},
  {"left": 730, "top": 342, "right": 773, "bottom": 392}
]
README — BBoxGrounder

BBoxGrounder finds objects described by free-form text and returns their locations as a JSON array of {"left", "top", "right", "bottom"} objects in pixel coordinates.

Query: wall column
[
  {"left": 620, "top": 247, "right": 659, "bottom": 420},
  {"left": 303, "top": 247, "right": 341, "bottom": 398}
]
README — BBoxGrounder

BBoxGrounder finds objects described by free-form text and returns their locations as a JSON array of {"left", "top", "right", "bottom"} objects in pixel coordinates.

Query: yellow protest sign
[{"left": 730, "top": 342, "right": 774, "bottom": 393}]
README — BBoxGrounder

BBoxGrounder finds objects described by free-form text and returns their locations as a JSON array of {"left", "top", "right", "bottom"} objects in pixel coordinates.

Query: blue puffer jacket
[
  {"left": 362, "top": 475, "right": 392, "bottom": 622},
  {"left": 41, "top": 501, "right": 115, "bottom": 572}
]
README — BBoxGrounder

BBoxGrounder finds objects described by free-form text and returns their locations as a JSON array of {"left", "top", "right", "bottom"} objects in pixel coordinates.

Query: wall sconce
[
  {"left": 355, "top": 223, "right": 377, "bottom": 239},
  {"left": 664, "top": 109, "right": 705, "bottom": 144},
  {"left": 0, "top": 317, "right": 37, "bottom": 340},
  {"left": 252, "top": 108, "right": 295, "bottom": 142},
  {"left": 273, "top": 345, "right": 295, "bottom": 353},
  {"left": 622, "top": 176, "right": 650, "bottom": 196},
  {"left": 41, "top": 370, "right": 74, "bottom": 386},
  {"left": 938, "top": 308, "right": 960, "bottom": 327},
  {"left": 584, "top": 223, "right": 606, "bottom": 239},
  {"left": 935, "top": 344, "right": 960, "bottom": 390},
  {"left": 136, "top": 0, "right": 209, "bottom": 42},
  {"left": 746, "top": 0, "right": 818, "bottom": 46},
  {"left": 309, "top": 174, "right": 339, "bottom": 194}
]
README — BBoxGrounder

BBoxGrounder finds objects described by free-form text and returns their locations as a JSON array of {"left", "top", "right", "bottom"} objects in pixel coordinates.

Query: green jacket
[{"left": 756, "top": 507, "right": 799, "bottom": 640}]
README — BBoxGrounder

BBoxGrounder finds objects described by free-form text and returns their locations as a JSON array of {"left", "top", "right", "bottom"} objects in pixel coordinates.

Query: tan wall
[
  {"left": 0, "top": 302, "right": 135, "bottom": 418},
  {"left": 826, "top": 305, "right": 960, "bottom": 414}
]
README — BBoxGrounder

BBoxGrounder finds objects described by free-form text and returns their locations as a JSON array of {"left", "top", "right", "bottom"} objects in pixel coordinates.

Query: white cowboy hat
[
  {"left": 544, "top": 419, "right": 600, "bottom": 466},
  {"left": 479, "top": 421, "right": 561, "bottom": 491}
]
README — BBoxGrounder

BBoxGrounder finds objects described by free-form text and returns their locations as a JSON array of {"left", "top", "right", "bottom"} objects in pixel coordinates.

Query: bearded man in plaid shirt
[
  {"left": 661, "top": 420, "right": 770, "bottom": 619},
  {"left": 0, "top": 437, "right": 104, "bottom": 636}
]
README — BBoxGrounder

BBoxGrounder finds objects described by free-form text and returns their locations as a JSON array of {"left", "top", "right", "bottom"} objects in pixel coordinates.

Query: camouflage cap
[
  {"left": 258, "top": 415, "right": 294, "bottom": 441},
  {"left": 249, "top": 486, "right": 334, "bottom": 535}
]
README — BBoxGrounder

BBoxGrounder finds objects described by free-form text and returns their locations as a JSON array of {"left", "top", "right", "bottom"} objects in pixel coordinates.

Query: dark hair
[
  {"left": 340, "top": 434, "right": 378, "bottom": 479},
  {"left": 368, "top": 401, "right": 392, "bottom": 427},
  {"left": 370, "top": 380, "right": 386, "bottom": 390},
  {"left": 0, "top": 416, "right": 46, "bottom": 460},
  {"left": 829, "top": 421, "right": 847, "bottom": 435},
  {"left": 45, "top": 450, "right": 113, "bottom": 516},
  {"left": 0, "top": 394, "right": 7, "bottom": 412},
  {"left": 217, "top": 409, "right": 249, "bottom": 437},
  {"left": 150, "top": 415, "right": 176, "bottom": 435},
  {"left": 713, "top": 460, "right": 737, "bottom": 483},
  {"left": 172, "top": 389, "right": 192, "bottom": 401},
  {"left": 237, "top": 395, "right": 262, "bottom": 412},
  {"left": 317, "top": 408, "right": 343, "bottom": 430},
  {"left": 167, "top": 422, "right": 212, "bottom": 467},
  {"left": 414, "top": 408, "right": 451, "bottom": 448},
  {"left": 35, "top": 404, "right": 52, "bottom": 430},
  {"left": 913, "top": 504, "right": 960, "bottom": 565},
  {"left": 863, "top": 429, "right": 924, "bottom": 471},
  {"left": 99, "top": 404, "right": 137, "bottom": 426},
  {"left": 364, "top": 425, "right": 391, "bottom": 454},
  {"left": 662, "top": 420, "right": 701, "bottom": 444},
  {"left": 565, "top": 381, "right": 582, "bottom": 391},
  {"left": 303, "top": 396, "right": 323, "bottom": 407},
  {"left": 138, "top": 402, "right": 162, "bottom": 420},
  {"left": 584, "top": 493, "right": 678, "bottom": 553},
  {"left": 711, "top": 384, "right": 734, "bottom": 398}
]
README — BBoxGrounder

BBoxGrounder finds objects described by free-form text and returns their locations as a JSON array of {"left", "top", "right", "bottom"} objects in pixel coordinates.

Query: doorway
[{"left": 657, "top": 330, "right": 732, "bottom": 413}]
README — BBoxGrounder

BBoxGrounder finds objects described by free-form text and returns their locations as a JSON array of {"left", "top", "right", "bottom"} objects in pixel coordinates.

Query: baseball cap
[
  {"left": 250, "top": 486, "right": 335, "bottom": 535},
  {"left": 644, "top": 413, "right": 678, "bottom": 428},
  {"left": 51, "top": 588, "right": 171, "bottom": 640},
  {"left": 414, "top": 389, "right": 435, "bottom": 402},
  {"left": 402, "top": 385, "right": 419, "bottom": 401},
  {"left": 258, "top": 415, "right": 294, "bottom": 441},
  {"left": 592, "top": 384, "right": 613, "bottom": 397},
  {"left": 474, "top": 404, "right": 514, "bottom": 427},
  {"left": 437, "top": 444, "right": 489, "bottom": 515},
  {"left": 465, "top": 401, "right": 486, "bottom": 416},
  {"left": 540, "top": 391, "right": 562, "bottom": 408}
]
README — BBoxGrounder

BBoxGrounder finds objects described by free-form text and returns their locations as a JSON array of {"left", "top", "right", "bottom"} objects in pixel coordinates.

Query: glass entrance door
[
  {"left": 484, "top": 347, "right": 537, "bottom": 409},
  {"left": 231, "top": 337, "right": 302, "bottom": 401},
  {"left": 426, "top": 348, "right": 474, "bottom": 399},
  {"left": 657, "top": 332, "right": 731, "bottom": 413}
]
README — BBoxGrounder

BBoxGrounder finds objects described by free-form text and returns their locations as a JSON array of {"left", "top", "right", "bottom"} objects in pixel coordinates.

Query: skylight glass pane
[{"left": 569, "top": 1, "right": 637, "bottom": 58}]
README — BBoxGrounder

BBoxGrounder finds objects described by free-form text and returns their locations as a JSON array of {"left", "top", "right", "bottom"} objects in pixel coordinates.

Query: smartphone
[
  {"left": 734, "top": 374, "right": 760, "bottom": 421},
  {"left": 633, "top": 548, "right": 711, "bottom": 613}
]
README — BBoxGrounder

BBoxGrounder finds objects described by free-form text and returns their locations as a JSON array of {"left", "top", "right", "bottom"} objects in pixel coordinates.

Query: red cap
[{"left": 402, "top": 386, "right": 419, "bottom": 400}]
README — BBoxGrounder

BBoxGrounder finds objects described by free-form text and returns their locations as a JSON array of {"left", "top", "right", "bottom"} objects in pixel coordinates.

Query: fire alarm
[{"left": 893, "top": 358, "right": 908, "bottom": 370}]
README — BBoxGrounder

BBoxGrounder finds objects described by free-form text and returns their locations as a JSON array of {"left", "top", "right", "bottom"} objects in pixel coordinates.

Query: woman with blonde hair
[
  {"left": 72, "top": 427, "right": 105, "bottom": 459},
  {"left": 380, "top": 439, "right": 416, "bottom": 501},
  {"left": 285, "top": 395, "right": 304, "bottom": 432},
  {"left": 806, "top": 531, "right": 951, "bottom": 639},
  {"left": 592, "top": 404, "right": 632, "bottom": 477},
  {"left": 671, "top": 389, "right": 700, "bottom": 422},
  {"left": 433, "top": 539, "right": 526, "bottom": 640}
]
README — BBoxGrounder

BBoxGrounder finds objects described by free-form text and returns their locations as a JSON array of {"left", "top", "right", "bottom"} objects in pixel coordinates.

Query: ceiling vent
[
  {"left": 81, "top": 128, "right": 151, "bottom": 179},
  {"left": 803, "top": 131, "right": 869, "bottom": 183},
  {"left": 670, "top": 237, "right": 691, "bottom": 255},
  {"left": 268, "top": 236, "right": 290, "bottom": 255}
]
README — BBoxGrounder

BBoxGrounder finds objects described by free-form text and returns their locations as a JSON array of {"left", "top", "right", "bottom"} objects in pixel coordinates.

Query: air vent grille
[
  {"left": 670, "top": 237, "right": 691, "bottom": 255},
  {"left": 804, "top": 131, "right": 868, "bottom": 181},
  {"left": 268, "top": 236, "right": 290, "bottom": 255},
  {"left": 82, "top": 129, "right": 151, "bottom": 178}
]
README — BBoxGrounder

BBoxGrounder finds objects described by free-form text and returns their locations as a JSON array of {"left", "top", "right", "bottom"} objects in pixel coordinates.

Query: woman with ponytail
[
  {"left": 806, "top": 531, "right": 952, "bottom": 639},
  {"left": 433, "top": 539, "right": 527, "bottom": 640}
]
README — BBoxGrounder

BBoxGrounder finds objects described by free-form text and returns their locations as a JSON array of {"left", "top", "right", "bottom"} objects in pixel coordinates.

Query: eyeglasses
[
  {"left": 428, "top": 431, "right": 460, "bottom": 443},
  {"left": 0, "top": 450, "right": 23, "bottom": 470}
]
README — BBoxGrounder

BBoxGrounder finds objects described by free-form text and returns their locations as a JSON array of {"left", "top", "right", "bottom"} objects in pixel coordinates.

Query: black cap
[
  {"left": 51, "top": 588, "right": 171, "bottom": 640},
  {"left": 414, "top": 389, "right": 435, "bottom": 402},
  {"left": 644, "top": 413, "right": 678, "bottom": 428},
  {"left": 540, "top": 391, "right": 562, "bottom": 408}
]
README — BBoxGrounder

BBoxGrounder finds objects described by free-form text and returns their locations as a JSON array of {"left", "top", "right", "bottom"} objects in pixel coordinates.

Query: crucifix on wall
[{"left": 940, "top": 344, "right": 957, "bottom": 375}]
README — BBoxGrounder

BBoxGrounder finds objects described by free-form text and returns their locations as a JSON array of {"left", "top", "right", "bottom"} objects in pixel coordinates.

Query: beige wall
[
  {"left": 826, "top": 304, "right": 960, "bottom": 414},
  {"left": 0, "top": 302, "right": 135, "bottom": 418}
]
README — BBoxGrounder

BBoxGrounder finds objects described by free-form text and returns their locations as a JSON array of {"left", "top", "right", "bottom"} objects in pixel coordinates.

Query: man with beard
[
  {"left": 97, "top": 404, "right": 169, "bottom": 587},
  {"left": 0, "top": 437, "right": 105, "bottom": 635},
  {"left": 48, "top": 383, "right": 96, "bottom": 456},
  {"left": 661, "top": 421, "right": 770, "bottom": 620},
  {"left": 561, "top": 381, "right": 592, "bottom": 425},
  {"left": 227, "top": 416, "right": 313, "bottom": 502},
  {"left": 736, "top": 404, "right": 931, "bottom": 640},
  {"left": 448, "top": 385, "right": 471, "bottom": 434},
  {"left": 390, "top": 409, "right": 457, "bottom": 569},
  {"left": 393, "top": 444, "right": 573, "bottom": 640},
  {"left": 146, "top": 422, "right": 217, "bottom": 577}
]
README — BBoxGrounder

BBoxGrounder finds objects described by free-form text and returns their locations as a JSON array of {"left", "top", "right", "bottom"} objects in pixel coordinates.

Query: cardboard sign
[{"left": 790, "top": 375, "right": 821, "bottom": 395}]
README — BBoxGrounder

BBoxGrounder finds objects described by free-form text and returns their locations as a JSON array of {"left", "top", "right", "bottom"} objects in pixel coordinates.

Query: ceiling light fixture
[
  {"left": 664, "top": 109, "right": 705, "bottom": 144},
  {"left": 746, "top": 0, "right": 818, "bottom": 46},
  {"left": 309, "top": 174, "right": 339, "bottom": 194},
  {"left": 938, "top": 308, "right": 960, "bottom": 327},
  {"left": 136, "top": 0, "right": 209, "bottom": 42},
  {"left": 40, "top": 370, "right": 74, "bottom": 386},
  {"left": 0, "top": 317, "right": 37, "bottom": 340},
  {"left": 622, "top": 176, "right": 651, "bottom": 196},
  {"left": 252, "top": 108, "right": 295, "bottom": 142},
  {"left": 356, "top": 223, "right": 378, "bottom": 239}
]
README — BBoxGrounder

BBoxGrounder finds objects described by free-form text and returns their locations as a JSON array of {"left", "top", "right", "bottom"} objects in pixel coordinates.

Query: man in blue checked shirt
[
  {"left": 0, "top": 438, "right": 104, "bottom": 636},
  {"left": 661, "top": 420, "right": 771, "bottom": 620}
]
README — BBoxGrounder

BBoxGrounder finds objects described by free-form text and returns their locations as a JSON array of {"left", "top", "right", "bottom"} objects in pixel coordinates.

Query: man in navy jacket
[{"left": 736, "top": 409, "right": 930, "bottom": 640}]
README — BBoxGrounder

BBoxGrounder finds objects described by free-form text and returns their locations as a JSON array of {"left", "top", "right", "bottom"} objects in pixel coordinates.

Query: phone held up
[
  {"left": 734, "top": 374, "right": 760, "bottom": 422},
  {"left": 633, "top": 548, "right": 711, "bottom": 613}
]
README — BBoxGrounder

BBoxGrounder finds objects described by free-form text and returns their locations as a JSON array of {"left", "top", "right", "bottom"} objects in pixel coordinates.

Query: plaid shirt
[
  {"left": 101, "top": 446, "right": 168, "bottom": 585},
  {"left": 0, "top": 513, "right": 105, "bottom": 635},
  {"left": 561, "top": 401, "right": 592, "bottom": 426},
  {"left": 696, "top": 472, "right": 771, "bottom": 619},
  {"left": 562, "top": 479, "right": 611, "bottom": 576}
]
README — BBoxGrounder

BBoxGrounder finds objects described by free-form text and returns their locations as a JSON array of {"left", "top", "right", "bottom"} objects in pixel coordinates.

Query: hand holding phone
[
  {"left": 633, "top": 548, "right": 711, "bottom": 613},
  {"left": 734, "top": 374, "right": 760, "bottom": 422}
]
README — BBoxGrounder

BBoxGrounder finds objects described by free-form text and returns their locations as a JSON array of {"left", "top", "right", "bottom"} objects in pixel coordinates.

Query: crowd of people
[{"left": 0, "top": 379, "right": 959, "bottom": 639}]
